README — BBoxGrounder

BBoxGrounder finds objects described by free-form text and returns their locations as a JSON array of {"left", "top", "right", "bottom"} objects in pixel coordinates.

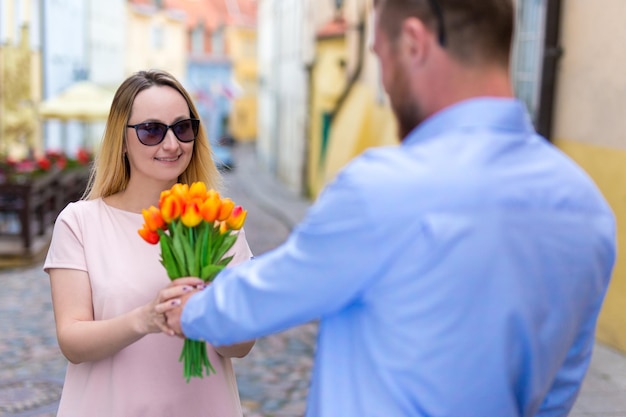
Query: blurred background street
[
  {"left": 1, "top": 143, "right": 626, "bottom": 417},
  {"left": 2, "top": 0, "right": 626, "bottom": 415}
]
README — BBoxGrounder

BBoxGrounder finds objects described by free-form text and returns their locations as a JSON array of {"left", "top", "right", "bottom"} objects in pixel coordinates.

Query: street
[{"left": 1, "top": 143, "right": 626, "bottom": 416}]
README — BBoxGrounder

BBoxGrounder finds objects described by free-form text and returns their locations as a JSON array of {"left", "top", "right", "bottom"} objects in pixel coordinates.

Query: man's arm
[{"left": 165, "top": 173, "right": 382, "bottom": 345}]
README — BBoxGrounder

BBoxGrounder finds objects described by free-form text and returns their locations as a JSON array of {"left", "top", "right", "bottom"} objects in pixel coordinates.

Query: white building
[{"left": 257, "top": 0, "right": 334, "bottom": 194}]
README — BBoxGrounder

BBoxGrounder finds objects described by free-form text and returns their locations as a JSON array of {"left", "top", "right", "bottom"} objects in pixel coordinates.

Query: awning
[{"left": 38, "top": 81, "right": 115, "bottom": 121}]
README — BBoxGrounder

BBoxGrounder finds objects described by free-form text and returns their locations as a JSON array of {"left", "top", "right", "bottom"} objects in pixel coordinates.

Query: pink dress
[{"left": 44, "top": 198, "right": 253, "bottom": 417}]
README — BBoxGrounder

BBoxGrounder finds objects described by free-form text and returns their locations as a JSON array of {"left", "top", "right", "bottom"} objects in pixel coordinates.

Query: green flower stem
[{"left": 161, "top": 219, "right": 239, "bottom": 382}]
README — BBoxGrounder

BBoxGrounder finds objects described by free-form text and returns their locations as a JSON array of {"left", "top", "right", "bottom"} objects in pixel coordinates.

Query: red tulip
[
  {"left": 142, "top": 206, "right": 166, "bottom": 232},
  {"left": 138, "top": 225, "right": 159, "bottom": 244}
]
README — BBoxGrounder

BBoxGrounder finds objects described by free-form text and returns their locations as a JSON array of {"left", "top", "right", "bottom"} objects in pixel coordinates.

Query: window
[
  {"left": 212, "top": 28, "right": 224, "bottom": 56},
  {"left": 152, "top": 24, "right": 164, "bottom": 49},
  {"left": 511, "top": 0, "right": 547, "bottom": 124},
  {"left": 191, "top": 25, "right": 204, "bottom": 55}
]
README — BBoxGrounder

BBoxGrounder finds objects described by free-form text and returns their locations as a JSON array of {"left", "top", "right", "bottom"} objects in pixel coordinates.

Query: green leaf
[
  {"left": 195, "top": 223, "right": 209, "bottom": 276},
  {"left": 217, "top": 255, "right": 234, "bottom": 267},
  {"left": 212, "top": 233, "right": 237, "bottom": 264},
  {"left": 170, "top": 221, "right": 193, "bottom": 276},
  {"left": 159, "top": 231, "right": 182, "bottom": 278},
  {"left": 170, "top": 224, "right": 190, "bottom": 276},
  {"left": 201, "top": 264, "right": 225, "bottom": 282},
  {"left": 200, "top": 222, "right": 211, "bottom": 265}
]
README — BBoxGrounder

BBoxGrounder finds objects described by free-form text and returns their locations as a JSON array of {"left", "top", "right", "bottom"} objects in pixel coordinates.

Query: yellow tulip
[
  {"left": 171, "top": 183, "right": 190, "bottom": 203},
  {"left": 161, "top": 194, "right": 183, "bottom": 223},
  {"left": 189, "top": 182, "right": 208, "bottom": 201},
  {"left": 181, "top": 199, "right": 203, "bottom": 227},
  {"left": 226, "top": 206, "right": 247, "bottom": 230}
]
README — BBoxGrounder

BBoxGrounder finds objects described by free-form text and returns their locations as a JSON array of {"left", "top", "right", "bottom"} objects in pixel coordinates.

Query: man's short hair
[{"left": 375, "top": 0, "right": 515, "bottom": 67}]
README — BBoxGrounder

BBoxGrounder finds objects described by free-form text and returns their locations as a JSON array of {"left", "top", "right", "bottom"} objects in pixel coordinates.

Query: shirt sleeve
[
  {"left": 181, "top": 172, "right": 382, "bottom": 345},
  {"left": 535, "top": 298, "right": 602, "bottom": 416},
  {"left": 43, "top": 202, "right": 88, "bottom": 272}
]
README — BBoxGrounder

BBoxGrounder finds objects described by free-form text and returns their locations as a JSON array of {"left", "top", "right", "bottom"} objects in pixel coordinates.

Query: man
[{"left": 164, "top": 1, "right": 616, "bottom": 415}]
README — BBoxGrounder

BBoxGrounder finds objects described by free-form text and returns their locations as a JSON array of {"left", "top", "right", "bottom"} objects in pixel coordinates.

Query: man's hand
[{"left": 157, "top": 278, "right": 205, "bottom": 337}]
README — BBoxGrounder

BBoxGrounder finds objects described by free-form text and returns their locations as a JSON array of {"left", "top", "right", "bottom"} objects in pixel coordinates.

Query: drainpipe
[
  {"left": 536, "top": 0, "right": 563, "bottom": 141},
  {"left": 329, "top": 10, "right": 366, "bottom": 123}
]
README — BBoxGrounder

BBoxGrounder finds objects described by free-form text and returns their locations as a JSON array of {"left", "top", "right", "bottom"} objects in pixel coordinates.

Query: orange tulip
[
  {"left": 200, "top": 192, "right": 221, "bottom": 223},
  {"left": 181, "top": 199, "right": 203, "bottom": 227},
  {"left": 138, "top": 225, "right": 160, "bottom": 244},
  {"left": 142, "top": 206, "right": 166, "bottom": 232},
  {"left": 159, "top": 189, "right": 172, "bottom": 207},
  {"left": 171, "top": 183, "right": 190, "bottom": 202},
  {"left": 219, "top": 221, "right": 229, "bottom": 234},
  {"left": 226, "top": 206, "right": 247, "bottom": 230},
  {"left": 189, "top": 182, "right": 208, "bottom": 201},
  {"left": 161, "top": 194, "right": 184, "bottom": 223},
  {"left": 217, "top": 198, "right": 234, "bottom": 221}
]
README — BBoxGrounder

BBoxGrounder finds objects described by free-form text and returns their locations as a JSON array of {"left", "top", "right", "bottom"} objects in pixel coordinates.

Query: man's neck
[{"left": 422, "top": 58, "right": 514, "bottom": 118}]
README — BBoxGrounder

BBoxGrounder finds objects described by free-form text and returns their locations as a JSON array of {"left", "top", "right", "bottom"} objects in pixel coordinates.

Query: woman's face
[{"left": 124, "top": 85, "right": 195, "bottom": 187}]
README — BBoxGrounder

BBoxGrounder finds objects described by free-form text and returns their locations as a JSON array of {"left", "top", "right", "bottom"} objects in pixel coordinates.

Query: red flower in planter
[
  {"left": 37, "top": 157, "right": 52, "bottom": 171},
  {"left": 76, "top": 148, "right": 91, "bottom": 165}
]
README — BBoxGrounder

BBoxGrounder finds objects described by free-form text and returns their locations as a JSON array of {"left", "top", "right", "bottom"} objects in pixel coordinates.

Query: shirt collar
[{"left": 403, "top": 98, "right": 536, "bottom": 147}]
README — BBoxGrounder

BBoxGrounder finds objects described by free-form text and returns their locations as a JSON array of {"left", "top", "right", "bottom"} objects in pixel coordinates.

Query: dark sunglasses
[
  {"left": 426, "top": 0, "right": 446, "bottom": 47},
  {"left": 127, "top": 118, "right": 200, "bottom": 146}
]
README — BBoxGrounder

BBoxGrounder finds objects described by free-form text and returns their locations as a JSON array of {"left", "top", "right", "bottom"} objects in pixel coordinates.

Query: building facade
[
  {"left": 258, "top": 0, "right": 626, "bottom": 354},
  {"left": 548, "top": 0, "right": 626, "bottom": 353},
  {"left": 126, "top": 2, "right": 187, "bottom": 79},
  {"left": 0, "top": 0, "right": 42, "bottom": 159}
]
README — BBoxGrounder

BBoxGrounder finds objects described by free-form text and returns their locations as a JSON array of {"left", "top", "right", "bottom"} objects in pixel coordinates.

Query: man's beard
[
  {"left": 388, "top": 62, "right": 423, "bottom": 141},
  {"left": 392, "top": 96, "right": 422, "bottom": 141}
]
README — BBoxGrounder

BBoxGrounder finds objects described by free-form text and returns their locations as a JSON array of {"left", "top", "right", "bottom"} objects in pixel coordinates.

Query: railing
[{"left": 0, "top": 167, "right": 89, "bottom": 256}]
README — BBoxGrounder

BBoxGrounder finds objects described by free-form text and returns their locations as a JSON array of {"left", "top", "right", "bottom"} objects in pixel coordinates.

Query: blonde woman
[{"left": 44, "top": 69, "right": 254, "bottom": 417}]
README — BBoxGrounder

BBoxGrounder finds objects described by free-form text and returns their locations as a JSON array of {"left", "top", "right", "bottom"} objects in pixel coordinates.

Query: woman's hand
[{"left": 143, "top": 277, "right": 205, "bottom": 336}]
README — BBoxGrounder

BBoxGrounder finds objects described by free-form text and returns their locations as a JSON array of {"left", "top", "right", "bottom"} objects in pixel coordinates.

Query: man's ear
[{"left": 401, "top": 17, "right": 432, "bottom": 64}]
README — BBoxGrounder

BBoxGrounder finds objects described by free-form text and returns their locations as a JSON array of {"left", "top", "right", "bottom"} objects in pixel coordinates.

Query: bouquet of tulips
[{"left": 138, "top": 182, "right": 247, "bottom": 382}]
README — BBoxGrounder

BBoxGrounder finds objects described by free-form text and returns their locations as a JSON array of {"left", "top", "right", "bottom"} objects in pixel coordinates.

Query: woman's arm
[
  {"left": 49, "top": 268, "right": 203, "bottom": 364},
  {"left": 215, "top": 340, "right": 255, "bottom": 358}
]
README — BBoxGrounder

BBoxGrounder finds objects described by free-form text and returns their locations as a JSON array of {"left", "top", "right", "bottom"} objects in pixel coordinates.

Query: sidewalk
[{"left": 231, "top": 142, "right": 310, "bottom": 231}]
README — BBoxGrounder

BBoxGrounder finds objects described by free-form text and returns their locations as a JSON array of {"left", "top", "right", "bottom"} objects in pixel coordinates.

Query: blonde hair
[{"left": 84, "top": 69, "right": 222, "bottom": 199}]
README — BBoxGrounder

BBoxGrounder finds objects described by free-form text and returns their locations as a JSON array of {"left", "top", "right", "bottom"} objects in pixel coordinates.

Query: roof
[
  {"left": 127, "top": 0, "right": 257, "bottom": 32},
  {"left": 317, "top": 16, "right": 348, "bottom": 39}
]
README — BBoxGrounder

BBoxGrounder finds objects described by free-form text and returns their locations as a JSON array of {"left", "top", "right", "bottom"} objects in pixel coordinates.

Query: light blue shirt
[{"left": 182, "top": 98, "right": 616, "bottom": 417}]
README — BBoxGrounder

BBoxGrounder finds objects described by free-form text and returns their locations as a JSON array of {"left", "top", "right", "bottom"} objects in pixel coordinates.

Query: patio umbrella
[{"left": 38, "top": 81, "right": 114, "bottom": 121}]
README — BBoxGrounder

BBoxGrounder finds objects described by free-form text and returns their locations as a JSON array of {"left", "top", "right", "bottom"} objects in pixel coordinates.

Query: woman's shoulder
[{"left": 57, "top": 198, "right": 104, "bottom": 222}]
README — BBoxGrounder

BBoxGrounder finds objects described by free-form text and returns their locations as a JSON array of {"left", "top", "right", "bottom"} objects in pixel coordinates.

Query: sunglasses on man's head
[
  {"left": 127, "top": 118, "right": 200, "bottom": 146},
  {"left": 426, "top": 0, "right": 446, "bottom": 47}
]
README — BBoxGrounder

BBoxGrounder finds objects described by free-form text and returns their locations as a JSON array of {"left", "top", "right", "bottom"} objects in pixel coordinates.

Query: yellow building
[
  {"left": 309, "top": 1, "right": 397, "bottom": 196},
  {"left": 550, "top": 0, "right": 626, "bottom": 353},
  {"left": 126, "top": 3, "right": 187, "bottom": 79},
  {"left": 226, "top": 24, "right": 258, "bottom": 142},
  {"left": 312, "top": 0, "right": 626, "bottom": 354},
  {"left": 0, "top": 0, "right": 43, "bottom": 159}
]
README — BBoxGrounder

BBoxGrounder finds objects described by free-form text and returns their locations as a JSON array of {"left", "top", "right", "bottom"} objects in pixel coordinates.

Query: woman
[{"left": 44, "top": 69, "right": 254, "bottom": 417}]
